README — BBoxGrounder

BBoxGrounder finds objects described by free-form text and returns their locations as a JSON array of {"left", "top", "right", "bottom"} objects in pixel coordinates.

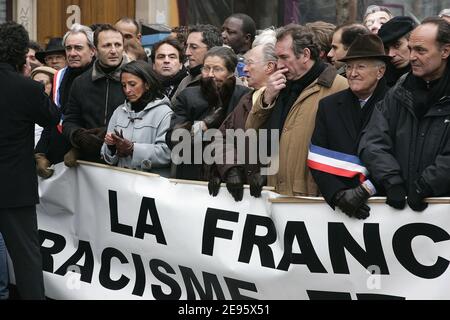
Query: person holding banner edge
[
  {"left": 359, "top": 17, "right": 450, "bottom": 212},
  {"left": 309, "top": 33, "right": 389, "bottom": 219}
]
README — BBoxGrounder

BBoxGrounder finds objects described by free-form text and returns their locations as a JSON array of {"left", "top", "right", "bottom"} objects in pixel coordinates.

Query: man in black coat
[
  {"left": 359, "top": 18, "right": 450, "bottom": 212},
  {"left": 0, "top": 22, "right": 61, "bottom": 299},
  {"left": 309, "top": 34, "right": 390, "bottom": 219},
  {"left": 378, "top": 16, "right": 416, "bottom": 87},
  {"left": 35, "top": 23, "right": 95, "bottom": 176},
  {"left": 63, "top": 24, "right": 127, "bottom": 166}
]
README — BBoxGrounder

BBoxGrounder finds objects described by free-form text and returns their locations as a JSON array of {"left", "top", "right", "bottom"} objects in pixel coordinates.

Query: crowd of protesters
[{"left": 1, "top": 4, "right": 450, "bottom": 299}]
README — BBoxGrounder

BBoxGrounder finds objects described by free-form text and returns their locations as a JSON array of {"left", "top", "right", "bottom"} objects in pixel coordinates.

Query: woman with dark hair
[
  {"left": 167, "top": 46, "right": 251, "bottom": 180},
  {"left": 101, "top": 60, "right": 173, "bottom": 174}
]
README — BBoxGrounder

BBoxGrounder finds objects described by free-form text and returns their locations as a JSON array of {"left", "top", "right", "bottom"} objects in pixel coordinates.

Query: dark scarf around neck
[{"left": 267, "top": 61, "right": 326, "bottom": 131}]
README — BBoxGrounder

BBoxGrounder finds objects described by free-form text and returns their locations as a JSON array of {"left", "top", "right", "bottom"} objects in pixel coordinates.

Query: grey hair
[
  {"left": 252, "top": 28, "right": 277, "bottom": 48},
  {"left": 260, "top": 43, "right": 277, "bottom": 64},
  {"left": 63, "top": 23, "right": 95, "bottom": 49}
]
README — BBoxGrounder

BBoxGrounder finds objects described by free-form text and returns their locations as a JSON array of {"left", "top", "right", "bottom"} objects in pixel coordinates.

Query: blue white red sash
[
  {"left": 307, "top": 144, "right": 368, "bottom": 183},
  {"left": 52, "top": 67, "right": 67, "bottom": 133}
]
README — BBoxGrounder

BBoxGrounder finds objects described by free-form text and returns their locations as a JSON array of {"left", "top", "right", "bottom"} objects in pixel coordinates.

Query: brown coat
[{"left": 246, "top": 65, "right": 348, "bottom": 196}]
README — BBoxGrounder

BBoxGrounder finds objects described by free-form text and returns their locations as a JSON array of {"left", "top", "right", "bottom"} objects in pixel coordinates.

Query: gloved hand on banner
[
  {"left": 333, "top": 184, "right": 371, "bottom": 219},
  {"left": 407, "top": 178, "right": 431, "bottom": 212},
  {"left": 248, "top": 171, "right": 266, "bottom": 198},
  {"left": 385, "top": 183, "right": 406, "bottom": 209},
  {"left": 35, "top": 153, "right": 54, "bottom": 179},
  {"left": 226, "top": 167, "right": 245, "bottom": 202},
  {"left": 208, "top": 173, "right": 222, "bottom": 197},
  {"left": 72, "top": 128, "right": 104, "bottom": 156}
]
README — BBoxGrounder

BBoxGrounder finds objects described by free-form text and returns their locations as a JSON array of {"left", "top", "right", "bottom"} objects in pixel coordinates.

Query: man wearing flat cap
[
  {"left": 378, "top": 16, "right": 417, "bottom": 87},
  {"left": 36, "top": 37, "right": 67, "bottom": 70},
  {"left": 359, "top": 17, "right": 450, "bottom": 212},
  {"left": 309, "top": 33, "right": 389, "bottom": 219}
]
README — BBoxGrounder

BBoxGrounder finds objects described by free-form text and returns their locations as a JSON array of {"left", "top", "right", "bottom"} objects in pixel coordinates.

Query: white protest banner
[{"left": 36, "top": 162, "right": 450, "bottom": 300}]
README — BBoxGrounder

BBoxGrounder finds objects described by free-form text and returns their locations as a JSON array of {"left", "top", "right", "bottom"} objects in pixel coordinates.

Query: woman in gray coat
[{"left": 101, "top": 61, "right": 173, "bottom": 174}]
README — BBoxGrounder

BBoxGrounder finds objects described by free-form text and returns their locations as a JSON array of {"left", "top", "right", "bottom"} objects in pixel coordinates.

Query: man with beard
[
  {"left": 167, "top": 46, "right": 250, "bottom": 180},
  {"left": 63, "top": 24, "right": 128, "bottom": 167},
  {"left": 171, "top": 24, "right": 223, "bottom": 104},
  {"left": 34, "top": 24, "right": 96, "bottom": 178}
]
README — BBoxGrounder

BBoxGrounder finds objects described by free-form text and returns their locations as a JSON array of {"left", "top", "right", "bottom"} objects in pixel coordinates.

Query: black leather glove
[
  {"left": 35, "top": 153, "right": 54, "bottom": 179},
  {"left": 333, "top": 185, "right": 371, "bottom": 218},
  {"left": 407, "top": 178, "right": 431, "bottom": 212},
  {"left": 354, "top": 203, "right": 371, "bottom": 220},
  {"left": 112, "top": 130, "right": 134, "bottom": 158},
  {"left": 226, "top": 167, "right": 245, "bottom": 202},
  {"left": 72, "top": 128, "right": 104, "bottom": 156},
  {"left": 248, "top": 171, "right": 266, "bottom": 198},
  {"left": 208, "top": 173, "right": 221, "bottom": 197},
  {"left": 202, "top": 107, "right": 226, "bottom": 129},
  {"left": 385, "top": 184, "right": 407, "bottom": 209}
]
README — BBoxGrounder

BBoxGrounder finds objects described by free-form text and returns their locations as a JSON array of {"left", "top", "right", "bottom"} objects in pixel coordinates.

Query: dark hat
[
  {"left": 36, "top": 37, "right": 65, "bottom": 63},
  {"left": 338, "top": 33, "right": 391, "bottom": 62},
  {"left": 378, "top": 16, "right": 417, "bottom": 45}
]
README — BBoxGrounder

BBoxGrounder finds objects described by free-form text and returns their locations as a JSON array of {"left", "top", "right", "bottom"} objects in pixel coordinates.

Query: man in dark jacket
[
  {"left": 309, "top": 34, "right": 389, "bottom": 219},
  {"left": 63, "top": 24, "right": 128, "bottom": 166},
  {"left": 35, "top": 23, "right": 95, "bottom": 176},
  {"left": 171, "top": 24, "right": 223, "bottom": 104},
  {"left": 151, "top": 38, "right": 188, "bottom": 100},
  {"left": 359, "top": 17, "right": 450, "bottom": 212},
  {"left": 378, "top": 16, "right": 416, "bottom": 87},
  {"left": 0, "top": 22, "right": 61, "bottom": 299}
]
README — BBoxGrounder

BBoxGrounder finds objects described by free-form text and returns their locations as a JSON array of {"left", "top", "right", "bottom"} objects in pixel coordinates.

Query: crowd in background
[{"left": 1, "top": 4, "right": 450, "bottom": 299}]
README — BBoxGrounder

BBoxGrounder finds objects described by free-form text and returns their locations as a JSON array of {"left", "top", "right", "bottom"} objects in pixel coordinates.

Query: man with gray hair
[
  {"left": 35, "top": 23, "right": 96, "bottom": 176},
  {"left": 208, "top": 39, "right": 278, "bottom": 201},
  {"left": 309, "top": 34, "right": 389, "bottom": 219},
  {"left": 246, "top": 24, "right": 348, "bottom": 197}
]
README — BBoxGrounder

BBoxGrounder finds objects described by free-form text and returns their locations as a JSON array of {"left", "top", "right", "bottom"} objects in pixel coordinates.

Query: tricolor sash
[
  {"left": 52, "top": 67, "right": 67, "bottom": 134},
  {"left": 307, "top": 144, "right": 368, "bottom": 183}
]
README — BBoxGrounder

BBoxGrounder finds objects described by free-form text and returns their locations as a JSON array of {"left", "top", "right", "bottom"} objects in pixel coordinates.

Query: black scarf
[
  {"left": 266, "top": 61, "right": 326, "bottom": 132},
  {"left": 384, "top": 63, "right": 411, "bottom": 88},
  {"left": 189, "top": 64, "right": 202, "bottom": 78},
  {"left": 353, "top": 78, "right": 388, "bottom": 137},
  {"left": 403, "top": 62, "right": 450, "bottom": 119},
  {"left": 60, "top": 59, "right": 95, "bottom": 110},
  {"left": 130, "top": 90, "right": 154, "bottom": 113},
  {"left": 161, "top": 66, "right": 189, "bottom": 99}
]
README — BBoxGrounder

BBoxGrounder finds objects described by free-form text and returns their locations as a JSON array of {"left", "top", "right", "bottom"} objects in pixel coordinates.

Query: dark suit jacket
[
  {"left": 0, "top": 63, "right": 61, "bottom": 208},
  {"left": 310, "top": 80, "right": 387, "bottom": 207}
]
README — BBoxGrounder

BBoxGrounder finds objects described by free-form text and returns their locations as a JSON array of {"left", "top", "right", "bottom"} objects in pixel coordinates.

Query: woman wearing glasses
[{"left": 167, "top": 46, "right": 250, "bottom": 181}]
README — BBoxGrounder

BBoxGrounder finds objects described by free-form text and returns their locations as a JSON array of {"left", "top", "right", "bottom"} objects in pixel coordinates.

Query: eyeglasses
[
  {"left": 201, "top": 65, "right": 227, "bottom": 74},
  {"left": 185, "top": 43, "right": 208, "bottom": 51}
]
